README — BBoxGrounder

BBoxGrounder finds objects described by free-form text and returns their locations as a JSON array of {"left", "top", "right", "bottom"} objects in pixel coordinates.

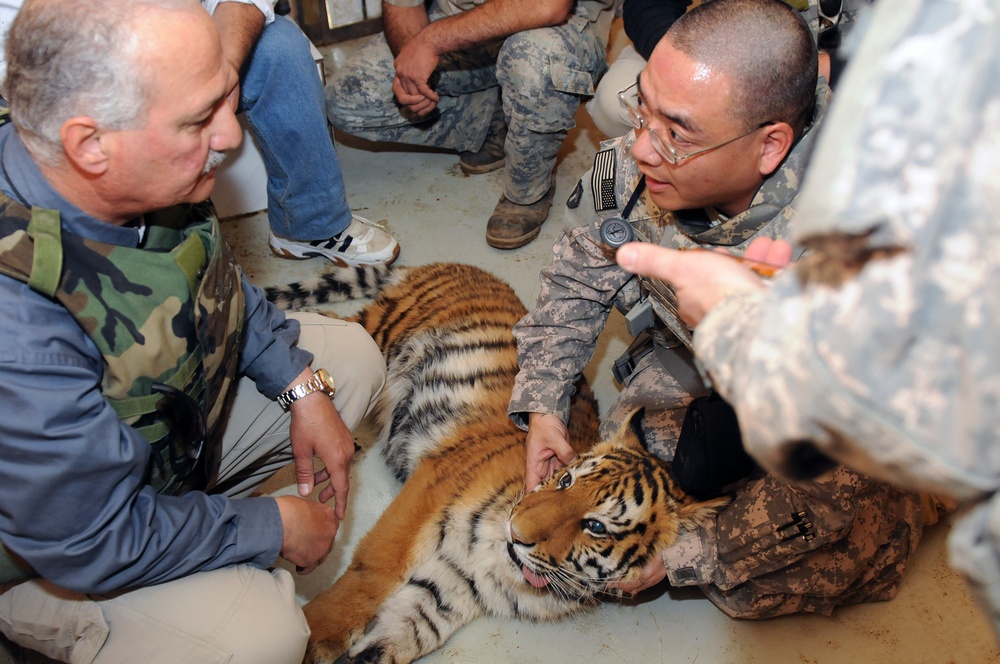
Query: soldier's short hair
[
  {"left": 4, "top": 0, "right": 195, "bottom": 166},
  {"left": 667, "top": 0, "right": 819, "bottom": 139}
]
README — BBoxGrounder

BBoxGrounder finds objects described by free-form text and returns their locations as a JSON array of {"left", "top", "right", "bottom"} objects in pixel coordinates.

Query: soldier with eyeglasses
[{"left": 509, "top": 0, "right": 938, "bottom": 621}]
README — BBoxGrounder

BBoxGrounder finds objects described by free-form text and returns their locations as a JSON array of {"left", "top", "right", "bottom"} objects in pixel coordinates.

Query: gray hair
[
  {"left": 667, "top": 0, "right": 818, "bottom": 138},
  {"left": 4, "top": 0, "right": 197, "bottom": 166}
]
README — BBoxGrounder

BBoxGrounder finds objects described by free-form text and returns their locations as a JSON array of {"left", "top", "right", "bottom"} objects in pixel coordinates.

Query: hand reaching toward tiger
[{"left": 525, "top": 412, "right": 579, "bottom": 491}]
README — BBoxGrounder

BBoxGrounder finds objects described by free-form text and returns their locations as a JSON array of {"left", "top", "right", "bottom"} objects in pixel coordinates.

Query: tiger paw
[{"left": 303, "top": 638, "right": 349, "bottom": 664}]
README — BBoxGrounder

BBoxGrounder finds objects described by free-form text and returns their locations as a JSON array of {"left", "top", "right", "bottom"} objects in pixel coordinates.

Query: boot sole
[
  {"left": 460, "top": 157, "right": 506, "bottom": 176},
  {"left": 485, "top": 225, "right": 543, "bottom": 250}
]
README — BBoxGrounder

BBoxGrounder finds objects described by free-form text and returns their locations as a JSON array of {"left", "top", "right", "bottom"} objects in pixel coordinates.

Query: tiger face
[{"left": 506, "top": 412, "right": 729, "bottom": 598}]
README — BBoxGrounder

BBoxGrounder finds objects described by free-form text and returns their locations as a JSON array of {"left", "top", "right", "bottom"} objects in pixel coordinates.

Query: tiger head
[{"left": 505, "top": 410, "right": 730, "bottom": 598}]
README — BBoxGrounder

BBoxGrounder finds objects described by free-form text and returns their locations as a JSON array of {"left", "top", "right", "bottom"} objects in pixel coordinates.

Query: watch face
[{"left": 316, "top": 368, "right": 336, "bottom": 392}]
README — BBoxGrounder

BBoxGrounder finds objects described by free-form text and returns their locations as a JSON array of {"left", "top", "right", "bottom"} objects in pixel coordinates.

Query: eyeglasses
[{"left": 618, "top": 82, "right": 771, "bottom": 165}]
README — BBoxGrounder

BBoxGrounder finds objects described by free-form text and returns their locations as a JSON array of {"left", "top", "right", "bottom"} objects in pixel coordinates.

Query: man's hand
[
  {"left": 274, "top": 495, "right": 339, "bottom": 574},
  {"left": 286, "top": 371, "right": 356, "bottom": 519},
  {"left": 615, "top": 237, "right": 793, "bottom": 327},
  {"left": 383, "top": 3, "right": 438, "bottom": 115},
  {"left": 392, "top": 33, "right": 441, "bottom": 116},
  {"left": 524, "top": 413, "right": 578, "bottom": 492},
  {"left": 608, "top": 553, "right": 667, "bottom": 595}
]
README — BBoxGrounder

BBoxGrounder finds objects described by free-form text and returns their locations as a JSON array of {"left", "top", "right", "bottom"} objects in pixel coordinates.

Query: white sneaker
[{"left": 268, "top": 215, "right": 400, "bottom": 267}]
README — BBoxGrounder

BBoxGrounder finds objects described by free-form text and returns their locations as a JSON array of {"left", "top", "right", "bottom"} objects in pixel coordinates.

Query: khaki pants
[{"left": 0, "top": 313, "right": 386, "bottom": 664}]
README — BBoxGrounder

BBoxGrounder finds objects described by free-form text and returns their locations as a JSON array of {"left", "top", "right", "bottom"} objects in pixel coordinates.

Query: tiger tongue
[{"left": 522, "top": 565, "right": 551, "bottom": 588}]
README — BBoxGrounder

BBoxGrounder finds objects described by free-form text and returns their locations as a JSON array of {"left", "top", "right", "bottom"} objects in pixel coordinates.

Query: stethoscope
[{"left": 598, "top": 178, "right": 646, "bottom": 249}]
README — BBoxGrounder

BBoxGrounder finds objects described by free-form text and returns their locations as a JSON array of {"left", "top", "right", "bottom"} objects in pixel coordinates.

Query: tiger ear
[
  {"left": 591, "top": 408, "right": 647, "bottom": 457},
  {"left": 677, "top": 495, "right": 730, "bottom": 530},
  {"left": 621, "top": 408, "right": 647, "bottom": 451}
]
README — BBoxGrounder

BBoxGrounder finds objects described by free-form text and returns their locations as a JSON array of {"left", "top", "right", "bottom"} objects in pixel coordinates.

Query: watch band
[{"left": 276, "top": 368, "right": 336, "bottom": 411}]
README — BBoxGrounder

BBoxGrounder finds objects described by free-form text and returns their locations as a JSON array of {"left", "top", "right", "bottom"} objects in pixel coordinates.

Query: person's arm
[
  {"left": 203, "top": 0, "right": 276, "bottom": 26},
  {"left": 206, "top": 1, "right": 268, "bottom": 107},
  {"left": 239, "top": 278, "right": 356, "bottom": 518},
  {"left": 510, "top": 223, "right": 634, "bottom": 488},
  {"left": 510, "top": 226, "right": 630, "bottom": 427},
  {"left": 238, "top": 276, "right": 312, "bottom": 396},
  {"left": 389, "top": 0, "right": 574, "bottom": 115},
  {"left": 622, "top": 0, "right": 690, "bottom": 60},
  {"left": 382, "top": 1, "right": 431, "bottom": 56},
  {"left": 0, "top": 278, "right": 283, "bottom": 593}
]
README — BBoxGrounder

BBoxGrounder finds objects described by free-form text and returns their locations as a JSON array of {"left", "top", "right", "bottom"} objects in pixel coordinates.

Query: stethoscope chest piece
[
  {"left": 599, "top": 216, "right": 635, "bottom": 248},
  {"left": 599, "top": 178, "right": 646, "bottom": 249}
]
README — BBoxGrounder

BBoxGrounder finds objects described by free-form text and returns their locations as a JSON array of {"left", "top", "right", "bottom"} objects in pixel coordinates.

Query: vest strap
[{"left": 26, "top": 207, "right": 62, "bottom": 297}]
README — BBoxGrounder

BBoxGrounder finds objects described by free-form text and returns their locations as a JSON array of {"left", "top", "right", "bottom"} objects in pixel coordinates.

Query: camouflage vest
[
  {"left": 0, "top": 188, "right": 248, "bottom": 581},
  {"left": 0, "top": 194, "right": 246, "bottom": 496}
]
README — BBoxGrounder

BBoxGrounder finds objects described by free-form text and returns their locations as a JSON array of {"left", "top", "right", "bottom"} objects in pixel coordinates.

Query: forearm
[
  {"left": 403, "top": 0, "right": 574, "bottom": 57},
  {"left": 694, "top": 263, "right": 994, "bottom": 501},
  {"left": 239, "top": 277, "right": 313, "bottom": 397},
  {"left": 0, "top": 361, "right": 281, "bottom": 592},
  {"left": 382, "top": 2, "right": 431, "bottom": 55},
  {"left": 510, "top": 228, "right": 629, "bottom": 423},
  {"left": 211, "top": 1, "right": 266, "bottom": 72}
]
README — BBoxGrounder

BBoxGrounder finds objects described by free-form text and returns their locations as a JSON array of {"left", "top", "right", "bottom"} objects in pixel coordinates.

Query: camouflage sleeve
[
  {"left": 662, "top": 464, "right": 924, "bottom": 619},
  {"left": 693, "top": 0, "right": 1000, "bottom": 503},
  {"left": 509, "top": 223, "right": 634, "bottom": 427},
  {"left": 238, "top": 276, "right": 313, "bottom": 398}
]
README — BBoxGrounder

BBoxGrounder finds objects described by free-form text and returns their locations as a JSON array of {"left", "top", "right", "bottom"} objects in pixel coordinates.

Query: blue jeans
[{"left": 238, "top": 16, "right": 351, "bottom": 240}]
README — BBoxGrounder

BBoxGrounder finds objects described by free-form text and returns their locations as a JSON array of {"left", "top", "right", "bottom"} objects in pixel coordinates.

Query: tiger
[{"left": 265, "top": 262, "right": 729, "bottom": 664}]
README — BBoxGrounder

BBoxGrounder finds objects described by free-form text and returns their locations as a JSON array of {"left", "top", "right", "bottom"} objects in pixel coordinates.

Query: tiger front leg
[
  {"left": 346, "top": 564, "right": 486, "bottom": 664},
  {"left": 304, "top": 468, "right": 444, "bottom": 663},
  {"left": 303, "top": 558, "right": 401, "bottom": 664}
]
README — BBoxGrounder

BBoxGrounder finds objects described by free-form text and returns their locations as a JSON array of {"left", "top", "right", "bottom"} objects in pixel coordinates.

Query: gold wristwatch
[{"left": 276, "top": 368, "right": 336, "bottom": 411}]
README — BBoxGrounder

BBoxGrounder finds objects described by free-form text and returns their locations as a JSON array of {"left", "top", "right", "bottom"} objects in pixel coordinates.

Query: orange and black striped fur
[{"left": 266, "top": 263, "right": 728, "bottom": 664}]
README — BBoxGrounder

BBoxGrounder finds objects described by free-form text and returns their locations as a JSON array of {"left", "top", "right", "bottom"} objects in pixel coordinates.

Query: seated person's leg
[
  {"left": 486, "top": 22, "right": 607, "bottom": 248},
  {"left": 586, "top": 44, "right": 647, "bottom": 138},
  {"left": 214, "top": 312, "right": 386, "bottom": 498},
  {"left": 238, "top": 17, "right": 399, "bottom": 267},
  {"left": 599, "top": 351, "right": 704, "bottom": 461},
  {"left": 0, "top": 566, "right": 308, "bottom": 664},
  {"left": 325, "top": 30, "right": 501, "bottom": 153}
]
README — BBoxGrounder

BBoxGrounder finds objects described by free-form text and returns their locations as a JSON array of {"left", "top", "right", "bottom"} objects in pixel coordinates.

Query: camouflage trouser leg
[
  {"left": 599, "top": 350, "right": 708, "bottom": 461},
  {"left": 325, "top": 30, "right": 502, "bottom": 153},
  {"left": 325, "top": 17, "right": 608, "bottom": 203},
  {"left": 496, "top": 17, "right": 608, "bottom": 204}
]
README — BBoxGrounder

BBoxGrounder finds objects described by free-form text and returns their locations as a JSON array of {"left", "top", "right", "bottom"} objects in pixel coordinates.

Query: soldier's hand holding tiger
[
  {"left": 524, "top": 412, "right": 579, "bottom": 491},
  {"left": 608, "top": 554, "right": 667, "bottom": 596}
]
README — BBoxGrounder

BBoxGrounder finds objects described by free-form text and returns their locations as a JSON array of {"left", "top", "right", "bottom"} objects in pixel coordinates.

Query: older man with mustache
[{"left": 0, "top": 1, "right": 386, "bottom": 661}]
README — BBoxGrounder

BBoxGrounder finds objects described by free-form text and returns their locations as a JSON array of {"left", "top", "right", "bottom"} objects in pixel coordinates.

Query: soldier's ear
[
  {"left": 757, "top": 121, "right": 795, "bottom": 178},
  {"left": 59, "top": 116, "right": 109, "bottom": 176}
]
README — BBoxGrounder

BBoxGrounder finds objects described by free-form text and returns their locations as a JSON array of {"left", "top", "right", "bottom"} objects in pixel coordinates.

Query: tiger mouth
[{"left": 506, "top": 542, "right": 551, "bottom": 589}]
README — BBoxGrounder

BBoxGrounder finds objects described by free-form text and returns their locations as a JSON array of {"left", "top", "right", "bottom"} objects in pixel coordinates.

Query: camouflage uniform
[
  {"left": 510, "top": 81, "right": 933, "bottom": 618},
  {"left": 324, "top": 0, "right": 614, "bottom": 205},
  {"left": 691, "top": 0, "right": 1000, "bottom": 632}
]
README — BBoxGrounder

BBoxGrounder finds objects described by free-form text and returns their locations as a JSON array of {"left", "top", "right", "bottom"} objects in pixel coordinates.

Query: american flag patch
[{"left": 592, "top": 148, "right": 617, "bottom": 212}]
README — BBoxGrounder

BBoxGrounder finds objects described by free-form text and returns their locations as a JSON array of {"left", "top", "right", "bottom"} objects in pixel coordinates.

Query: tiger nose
[{"left": 508, "top": 523, "right": 533, "bottom": 546}]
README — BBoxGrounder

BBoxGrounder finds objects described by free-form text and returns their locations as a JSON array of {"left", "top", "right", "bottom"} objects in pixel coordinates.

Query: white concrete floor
[{"left": 214, "top": 30, "right": 1000, "bottom": 664}]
